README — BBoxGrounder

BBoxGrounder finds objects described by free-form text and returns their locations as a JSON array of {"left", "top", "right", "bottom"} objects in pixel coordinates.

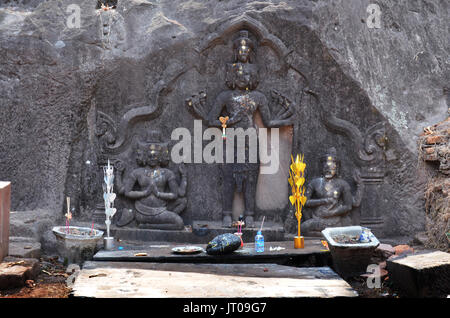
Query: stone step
[
  {"left": 8, "top": 237, "right": 41, "bottom": 259},
  {"left": 8, "top": 209, "right": 59, "bottom": 256},
  {"left": 9, "top": 209, "right": 56, "bottom": 239},
  {"left": 92, "top": 239, "right": 331, "bottom": 267},
  {"left": 99, "top": 220, "right": 286, "bottom": 244},
  {"left": 72, "top": 261, "right": 357, "bottom": 298},
  {"left": 386, "top": 250, "right": 450, "bottom": 297}
]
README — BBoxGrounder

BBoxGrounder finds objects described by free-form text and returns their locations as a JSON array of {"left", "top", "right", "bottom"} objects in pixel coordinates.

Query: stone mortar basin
[
  {"left": 322, "top": 226, "right": 380, "bottom": 278},
  {"left": 52, "top": 226, "right": 104, "bottom": 264}
]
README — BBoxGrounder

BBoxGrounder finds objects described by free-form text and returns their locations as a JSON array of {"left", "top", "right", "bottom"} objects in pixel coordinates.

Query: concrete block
[
  {"left": 0, "top": 257, "right": 40, "bottom": 290},
  {"left": 0, "top": 182, "right": 11, "bottom": 262},
  {"left": 387, "top": 251, "right": 450, "bottom": 297}
]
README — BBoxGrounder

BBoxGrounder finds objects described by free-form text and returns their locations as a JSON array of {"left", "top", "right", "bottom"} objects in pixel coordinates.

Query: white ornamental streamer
[{"left": 103, "top": 160, "right": 116, "bottom": 238}]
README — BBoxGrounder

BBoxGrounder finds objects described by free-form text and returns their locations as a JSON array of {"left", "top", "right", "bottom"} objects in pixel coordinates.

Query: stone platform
[
  {"left": 93, "top": 239, "right": 331, "bottom": 267},
  {"left": 72, "top": 261, "right": 357, "bottom": 298},
  {"left": 387, "top": 250, "right": 450, "bottom": 297},
  {"left": 98, "top": 221, "right": 285, "bottom": 244}
]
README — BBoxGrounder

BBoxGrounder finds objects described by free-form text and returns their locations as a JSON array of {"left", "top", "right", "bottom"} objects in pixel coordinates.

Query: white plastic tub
[{"left": 322, "top": 226, "right": 380, "bottom": 278}]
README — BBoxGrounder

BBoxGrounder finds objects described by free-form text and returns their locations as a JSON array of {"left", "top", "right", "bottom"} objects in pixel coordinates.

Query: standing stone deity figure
[
  {"left": 186, "top": 30, "right": 294, "bottom": 227},
  {"left": 115, "top": 131, "right": 187, "bottom": 230},
  {"left": 302, "top": 147, "right": 363, "bottom": 236}
]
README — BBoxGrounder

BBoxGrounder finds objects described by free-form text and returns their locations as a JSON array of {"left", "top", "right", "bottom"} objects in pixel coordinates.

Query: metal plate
[{"left": 171, "top": 246, "right": 204, "bottom": 254}]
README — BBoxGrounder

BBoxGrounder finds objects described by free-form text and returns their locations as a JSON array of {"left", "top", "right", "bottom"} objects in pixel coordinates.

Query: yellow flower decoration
[{"left": 288, "top": 154, "right": 307, "bottom": 238}]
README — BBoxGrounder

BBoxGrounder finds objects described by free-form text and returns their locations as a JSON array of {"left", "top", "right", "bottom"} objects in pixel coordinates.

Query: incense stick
[
  {"left": 259, "top": 216, "right": 265, "bottom": 232},
  {"left": 66, "top": 197, "right": 70, "bottom": 234}
]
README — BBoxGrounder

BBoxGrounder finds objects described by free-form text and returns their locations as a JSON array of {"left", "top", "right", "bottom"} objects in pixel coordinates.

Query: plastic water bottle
[
  {"left": 359, "top": 227, "right": 372, "bottom": 243},
  {"left": 255, "top": 230, "right": 264, "bottom": 252}
]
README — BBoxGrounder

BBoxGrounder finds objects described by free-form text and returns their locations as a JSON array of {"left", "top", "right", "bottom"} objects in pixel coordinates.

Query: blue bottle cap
[{"left": 257, "top": 230, "right": 262, "bottom": 235}]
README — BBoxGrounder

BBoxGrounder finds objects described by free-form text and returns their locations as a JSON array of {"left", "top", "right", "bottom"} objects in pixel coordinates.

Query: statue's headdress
[
  {"left": 136, "top": 131, "right": 169, "bottom": 154},
  {"left": 320, "top": 147, "right": 340, "bottom": 173},
  {"left": 320, "top": 147, "right": 338, "bottom": 162},
  {"left": 135, "top": 130, "right": 170, "bottom": 166},
  {"left": 233, "top": 30, "right": 255, "bottom": 51},
  {"left": 232, "top": 30, "right": 256, "bottom": 63}
]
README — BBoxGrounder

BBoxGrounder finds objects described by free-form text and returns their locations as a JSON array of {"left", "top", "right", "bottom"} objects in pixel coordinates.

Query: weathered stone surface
[
  {"left": 393, "top": 244, "right": 415, "bottom": 256},
  {"left": 0, "top": 257, "right": 40, "bottom": 290},
  {"left": 374, "top": 243, "right": 395, "bottom": 260},
  {"left": 8, "top": 237, "right": 41, "bottom": 259},
  {"left": 0, "top": 1, "right": 447, "bottom": 240},
  {"left": 72, "top": 261, "right": 357, "bottom": 298},
  {"left": 0, "top": 182, "right": 11, "bottom": 262},
  {"left": 99, "top": 220, "right": 284, "bottom": 243},
  {"left": 413, "top": 231, "right": 429, "bottom": 246},
  {"left": 40, "top": 229, "right": 59, "bottom": 255},
  {"left": 93, "top": 239, "right": 331, "bottom": 266},
  {"left": 9, "top": 209, "right": 57, "bottom": 238},
  {"left": 386, "top": 251, "right": 450, "bottom": 297},
  {"left": 9, "top": 209, "right": 58, "bottom": 255}
]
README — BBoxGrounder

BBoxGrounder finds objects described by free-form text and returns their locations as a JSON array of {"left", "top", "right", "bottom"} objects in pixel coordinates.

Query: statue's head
[
  {"left": 320, "top": 147, "right": 339, "bottom": 179},
  {"left": 226, "top": 63, "right": 259, "bottom": 90},
  {"left": 233, "top": 30, "right": 255, "bottom": 64},
  {"left": 135, "top": 131, "right": 169, "bottom": 168}
]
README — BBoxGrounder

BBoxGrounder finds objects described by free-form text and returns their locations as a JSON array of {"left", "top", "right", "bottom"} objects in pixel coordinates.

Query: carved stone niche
[
  {"left": 92, "top": 16, "right": 390, "bottom": 239},
  {"left": 92, "top": 18, "right": 309, "bottom": 233},
  {"left": 181, "top": 20, "right": 309, "bottom": 229}
]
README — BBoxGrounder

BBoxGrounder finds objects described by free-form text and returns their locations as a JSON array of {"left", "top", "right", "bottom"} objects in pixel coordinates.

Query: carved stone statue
[
  {"left": 302, "top": 147, "right": 363, "bottom": 236},
  {"left": 115, "top": 131, "right": 187, "bottom": 230},
  {"left": 186, "top": 30, "right": 294, "bottom": 227}
]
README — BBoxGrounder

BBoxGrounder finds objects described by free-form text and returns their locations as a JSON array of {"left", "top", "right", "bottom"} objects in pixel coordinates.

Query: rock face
[{"left": 0, "top": 0, "right": 448, "bottom": 238}]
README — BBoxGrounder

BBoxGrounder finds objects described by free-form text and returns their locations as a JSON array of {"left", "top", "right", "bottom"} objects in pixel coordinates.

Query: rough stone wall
[
  {"left": 312, "top": 0, "right": 449, "bottom": 236},
  {"left": 0, "top": 0, "right": 448, "bottom": 237}
]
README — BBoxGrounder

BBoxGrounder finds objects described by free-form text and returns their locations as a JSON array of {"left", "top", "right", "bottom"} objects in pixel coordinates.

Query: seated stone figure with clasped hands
[
  {"left": 115, "top": 132, "right": 187, "bottom": 230},
  {"left": 302, "top": 147, "right": 363, "bottom": 236}
]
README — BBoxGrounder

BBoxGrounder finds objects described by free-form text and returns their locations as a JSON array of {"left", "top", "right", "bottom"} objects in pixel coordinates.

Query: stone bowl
[
  {"left": 52, "top": 226, "right": 104, "bottom": 264},
  {"left": 322, "top": 226, "right": 380, "bottom": 278}
]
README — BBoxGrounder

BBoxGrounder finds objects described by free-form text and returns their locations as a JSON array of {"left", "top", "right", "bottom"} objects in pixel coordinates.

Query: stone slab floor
[{"left": 72, "top": 262, "right": 358, "bottom": 298}]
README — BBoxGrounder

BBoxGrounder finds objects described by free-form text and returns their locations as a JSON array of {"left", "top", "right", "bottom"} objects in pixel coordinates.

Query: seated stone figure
[
  {"left": 115, "top": 132, "right": 186, "bottom": 230},
  {"left": 302, "top": 147, "right": 363, "bottom": 236}
]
